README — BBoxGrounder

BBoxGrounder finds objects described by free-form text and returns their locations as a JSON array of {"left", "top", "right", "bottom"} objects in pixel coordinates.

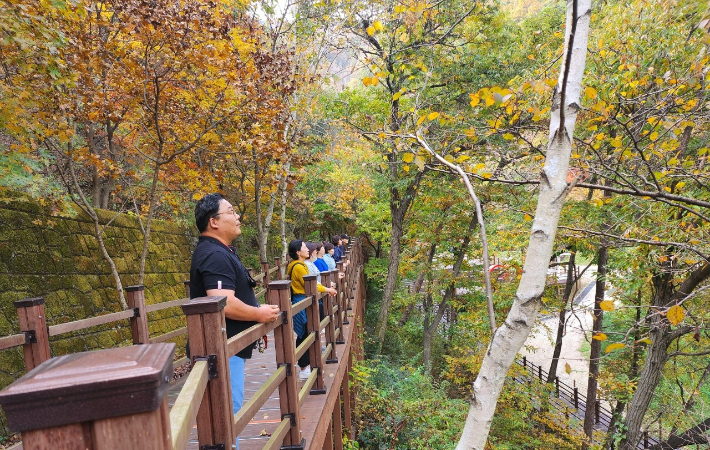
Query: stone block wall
[{"left": 0, "top": 194, "right": 196, "bottom": 402}]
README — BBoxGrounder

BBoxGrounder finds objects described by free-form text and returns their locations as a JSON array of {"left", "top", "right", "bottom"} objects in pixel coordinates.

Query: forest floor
[{"left": 520, "top": 267, "right": 600, "bottom": 396}]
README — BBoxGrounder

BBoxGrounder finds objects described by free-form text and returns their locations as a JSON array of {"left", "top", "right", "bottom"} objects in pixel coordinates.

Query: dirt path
[{"left": 520, "top": 268, "right": 599, "bottom": 395}]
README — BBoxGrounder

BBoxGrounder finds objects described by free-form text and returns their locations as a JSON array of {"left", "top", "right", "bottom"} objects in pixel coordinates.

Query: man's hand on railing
[
  {"left": 325, "top": 287, "right": 337, "bottom": 297},
  {"left": 257, "top": 304, "right": 280, "bottom": 322}
]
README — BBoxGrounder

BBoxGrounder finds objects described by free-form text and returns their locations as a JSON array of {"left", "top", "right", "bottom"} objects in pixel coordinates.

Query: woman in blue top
[{"left": 314, "top": 242, "right": 330, "bottom": 273}]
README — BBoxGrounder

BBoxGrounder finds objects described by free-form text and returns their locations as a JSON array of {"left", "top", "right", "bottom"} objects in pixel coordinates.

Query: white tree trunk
[{"left": 455, "top": 1, "right": 591, "bottom": 448}]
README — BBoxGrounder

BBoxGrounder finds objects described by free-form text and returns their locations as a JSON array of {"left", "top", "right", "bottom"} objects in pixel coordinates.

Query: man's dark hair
[
  {"left": 195, "top": 193, "right": 224, "bottom": 232},
  {"left": 324, "top": 242, "right": 334, "bottom": 252},
  {"left": 288, "top": 239, "right": 304, "bottom": 260},
  {"left": 331, "top": 235, "right": 341, "bottom": 246}
]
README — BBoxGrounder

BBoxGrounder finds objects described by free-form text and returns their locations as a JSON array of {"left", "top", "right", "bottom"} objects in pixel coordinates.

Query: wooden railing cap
[
  {"left": 303, "top": 274, "right": 317, "bottom": 281},
  {"left": 13, "top": 297, "right": 45, "bottom": 308},
  {"left": 0, "top": 343, "right": 175, "bottom": 432},
  {"left": 181, "top": 296, "right": 227, "bottom": 315},
  {"left": 268, "top": 280, "right": 291, "bottom": 290},
  {"left": 125, "top": 285, "right": 145, "bottom": 292}
]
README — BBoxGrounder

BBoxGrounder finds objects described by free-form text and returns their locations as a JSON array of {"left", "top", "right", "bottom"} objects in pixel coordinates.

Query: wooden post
[
  {"left": 304, "top": 275, "right": 325, "bottom": 394},
  {"left": 261, "top": 261, "right": 271, "bottom": 286},
  {"left": 323, "top": 271, "right": 337, "bottom": 364},
  {"left": 336, "top": 262, "right": 348, "bottom": 327},
  {"left": 268, "top": 280, "right": 305, "bottom": 449},
  {"left": 330, "top": 269, "right": 349, "bottom": 344},
  {"left": 181, "top": 296, "right": 235, "bottom": 449},
  {"left": 324, "top": 418, "right": 334, "bottom": 450},
  {"left": 343, "top": 371, "right": 353, "bottom": 439},
  {"left": 14, "top": 298, "right": 50, "bottom": 372},
  {"left": 333, "top": 389, "right": 344, "bottom": 450},
  {"left": 274, "top": 257, "right": 283, "bottom": 280},
  {"left": 183, "top": 280, "right": 190, "bottom": 298},
  {"left": 0, "top": 344, "right": 175, "bottom": 450},
  {"left": 522, "top": 356, "right": 526, "bottom": 368},
  {"left": 538, "top": 365, "right": 542, "bottom": 381},
  {"left": 555, "top": 377, "right": 559, "bottom": 397},
  {"left": 126, "top": 285, "right": 150, "bottom": 345},
  {"left": 595, "top": 400, "right": 600, "bottom": 424}
]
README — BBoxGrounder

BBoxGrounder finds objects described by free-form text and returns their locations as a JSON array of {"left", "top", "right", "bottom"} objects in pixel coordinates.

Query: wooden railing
[
  {"left": 1, "top": 257, "right": 288, "bottom": 374},
  {"left": 0, "top": 239, "right": 365, "bottom": 450}
]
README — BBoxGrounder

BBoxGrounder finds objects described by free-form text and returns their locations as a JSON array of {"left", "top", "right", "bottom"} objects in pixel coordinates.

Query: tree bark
[
  {"left": 138, "top": 160, "right": 160, "bottom": 285},
  {"left": 374, "top": 171, "right": 424, "bottom": 351},
  {"left": 647, "top": 417, "right": 710, "bottom": 449},
  {"left": 422, "top": 215, "right": 476, "bottom": 370},
  {"left": 618, "top": 263, "right": 710, "bottom": 450},
  {"left": 547, "top": 252, "right": 577, "bottom": 383},
  {"left": 455, "top": 1, "right": 591, "bottom": 447},
  {"left": 583, "top": 243, "right": 607, "bottom": 449}
]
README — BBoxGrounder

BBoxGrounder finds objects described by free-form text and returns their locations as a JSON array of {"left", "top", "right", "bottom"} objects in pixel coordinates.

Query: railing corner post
[{"left": 181, "top": 295, "right": 235, "bottom": 449}]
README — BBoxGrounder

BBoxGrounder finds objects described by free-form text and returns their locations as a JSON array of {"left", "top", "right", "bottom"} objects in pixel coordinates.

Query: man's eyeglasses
[{"left": 212, "top": 208, "right": 237, "bottom": 218}]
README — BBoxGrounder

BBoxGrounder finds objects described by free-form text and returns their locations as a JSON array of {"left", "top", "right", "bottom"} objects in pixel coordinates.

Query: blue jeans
[{"left": 230, "top": 355, "right": 246, "bottom": 450}]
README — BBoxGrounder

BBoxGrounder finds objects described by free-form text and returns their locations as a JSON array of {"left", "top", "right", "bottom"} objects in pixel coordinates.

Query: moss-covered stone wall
[{"left": 0, "top": 194, "right": 196, "bottom": 396}]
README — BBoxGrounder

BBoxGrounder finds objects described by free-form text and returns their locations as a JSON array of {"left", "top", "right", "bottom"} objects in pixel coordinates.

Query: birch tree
[{"left": 455, "top": 0, "right": 591, "bottom": 447}]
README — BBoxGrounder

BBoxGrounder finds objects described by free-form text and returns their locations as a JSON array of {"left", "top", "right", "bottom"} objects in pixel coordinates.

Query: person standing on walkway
[
  {"left": 287, "top": 239, "right": 336, "bottom": 380},
  {"left": 190, "top": 193, "right": 280, "bottom": 448}
]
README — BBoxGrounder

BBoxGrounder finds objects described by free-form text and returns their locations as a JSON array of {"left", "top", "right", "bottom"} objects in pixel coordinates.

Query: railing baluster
[{"left": 304, "top": 275, "right": 326, "bottom": 394}]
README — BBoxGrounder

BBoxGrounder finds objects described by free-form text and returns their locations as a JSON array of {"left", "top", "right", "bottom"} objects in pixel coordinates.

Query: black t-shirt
[{"left": 190, "top": 236, "right": 259, "bottom": 359}]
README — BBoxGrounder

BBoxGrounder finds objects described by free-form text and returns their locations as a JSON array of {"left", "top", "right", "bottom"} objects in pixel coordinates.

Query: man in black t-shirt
[{"left": 190, "top": 193, "right": 279, "bottom": 448}]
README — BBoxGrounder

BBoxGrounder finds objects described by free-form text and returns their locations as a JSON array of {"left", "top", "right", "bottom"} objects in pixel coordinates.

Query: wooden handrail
[
  {"left": 234, "top": 365, "right": 287, "bottom": 435},
  {"left": 149, "top": 326, "right": 187, "bottom": 344},
  {"left": 47, "top": 309, "right": 136, "bottom": 336},
  {"left": 299, "top": 368, "right": 318, "bottom": 407},
  {"left": 0, "top": 334, "right": 28, "bottom": 351},
  {"left": 291, "top": 295, "right": 313, "bottom": 316},
  {"left": 170, "top": 360, "right": 210, "bottom": 450},
  {"left": 226, "top": 316, "right": 282, "bottom": 358},
  {"left": 295, "top": 331, "right": 316, "bottom": 361},
  {"left": 263, "top": 418, "right": 291, "bottom": 450},
  {"left": 145, "top": 297, "right": 189, "bottom": 313}
]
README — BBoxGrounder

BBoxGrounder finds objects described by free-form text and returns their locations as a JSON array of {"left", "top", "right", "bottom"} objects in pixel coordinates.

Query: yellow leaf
[
  {"left": 394, "top": 5, "right": 405, "bottom": 12},
  {"left": 481, "top": 172, "right": 492, "bottom": 179},
  {"left": 371, "top": 76, "right": 379, "bottom": 86},
  {"left": 427, "top": 112, "right": 439, "bottom": 121},
  {"left": 650, "top": 131, "right": 659, "bottom": 141},
  {"left": 402, "top": 153, "right": 414, "bottom": 163},
  {"left": 393, "top": 92, "right": 402, "bottom": 101},
  {"left": 378, "top": 132, "right": 386, "bottom": 139},
  {"left": 373, "top": 20, "right": 384, "bottom": 31},
  {"left": 524, "top": 214, "right": 532, "bottom": 221},
  {"left": 605, "top": 343, "right": 626, "bottom": 353},
  {"left": 599, "top": 300, "right": 615, "bottom": 311},
  {"left": 585, "top": 86, "right": 597, "bottom": 99},
  {"left": 469, "top": 94, "right": 480, "bottom": 108},
  {"left": 564, "top": 363, "right": 571, "bottom": 374},
  {"left": 362, "top": 77, "right": 372, "bottom": 86},
  {"left": 667, "top": 305, "right": 685, "bottom": 325},
  {"left": 366, "top": 26, "right": 376, "bottom": 36},
  {"left": 414, "top": 156, "right": 425, "bottom": 171},
  {"left": 503, "top": 133, "right": 514, "bottom": 140},
  {"left": 592, "top": 333, "right": 608, "bottom": 341},
  {"left": 417, "top": 115, "right": 426, "bottom": 126},
  {"left": 402, "top": 164, "right": 410, "bottom": 172},
  {"left": 456, "top": 155, "right": 470, "bottom": 163},
  {"left": 638, "top": 337, "right": 652, "bottom": 345}
]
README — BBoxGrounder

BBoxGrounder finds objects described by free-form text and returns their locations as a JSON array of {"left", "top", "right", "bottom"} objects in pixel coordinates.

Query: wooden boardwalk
[{"left": 167, "top": 319, "right": 356, "bottom": 450}]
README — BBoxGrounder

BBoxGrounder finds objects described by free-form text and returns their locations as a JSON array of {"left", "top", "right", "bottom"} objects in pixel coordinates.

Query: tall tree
[{"left": 455, "top": 0, "right": 591, "bottom": 447}]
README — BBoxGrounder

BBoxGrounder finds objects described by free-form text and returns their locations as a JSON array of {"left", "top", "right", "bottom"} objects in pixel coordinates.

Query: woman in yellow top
[{"left": 287, "top": 240, "right": 336, "bottom": 380}]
